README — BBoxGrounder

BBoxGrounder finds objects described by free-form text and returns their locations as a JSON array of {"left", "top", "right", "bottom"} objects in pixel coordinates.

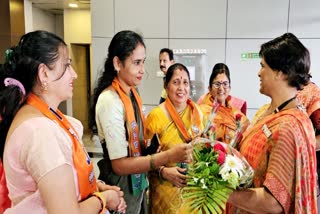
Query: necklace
[{"left": 274, "top": 96, "right": 296, "bottom": 113}]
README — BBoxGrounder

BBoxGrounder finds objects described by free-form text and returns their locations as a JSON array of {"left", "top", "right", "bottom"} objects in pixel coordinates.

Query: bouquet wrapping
[{"left": 181, "top": 137, "right": 253, "bottom": 214}]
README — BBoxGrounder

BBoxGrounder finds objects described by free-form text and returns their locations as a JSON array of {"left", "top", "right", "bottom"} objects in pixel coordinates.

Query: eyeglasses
[{"left": 212, "top": 81, "right": 230, "bottom": 89}]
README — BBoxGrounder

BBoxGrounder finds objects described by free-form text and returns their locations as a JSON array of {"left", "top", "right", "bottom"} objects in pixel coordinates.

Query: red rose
[
  {"left": 217, "top": 151, "right": 226, "bottom": 165},
  {"left": 235, "top": 113, "right": 242, "bottom": 122},
  {"left": 210, "top": 125, "right": 216, "bottom": 132},
  {"left": 213, "top": 143, "right": 226, "bottom": 153}
]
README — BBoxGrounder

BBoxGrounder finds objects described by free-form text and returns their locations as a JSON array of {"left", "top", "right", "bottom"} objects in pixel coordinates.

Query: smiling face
[
  {"left": 209, "top": 73, "right": 230, "bottom": 105},
  {"left": 44, "top": 45, "right": 77, "bottom": 104},
  {"left": 258, "top": 58, "right": 278, "bottom": 97},
  {"left": 117, "top": 43, "right": 146, "bottom": 90},
  {"left": 165, "top": 68, "right": 190, "bottom": 109}
]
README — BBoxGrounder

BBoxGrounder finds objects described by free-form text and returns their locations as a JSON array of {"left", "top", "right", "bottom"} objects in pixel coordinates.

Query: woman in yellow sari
[
  {"left": 227, "top": 33, "right": 317, "bottom": 213},
  {"left": 198, "top": 63, "right": 249, "bottom": 145},
  {"left": 145, "top": 63, "right": 204, "bottom": 214}
]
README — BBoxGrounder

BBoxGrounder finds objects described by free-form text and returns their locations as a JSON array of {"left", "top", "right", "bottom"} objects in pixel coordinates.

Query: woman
[
  {"left": 0, "top": 30, "right": 126, "bottom": 213},
  {"left": 227, "top": 33, "right": 317, "bottom": 213},
  {"left": 197, "top": 63, "right": 247, "bottom": 115},
  {"left": 92, "top": 31, "right": 192, "bottom": 214},
  {"left": 198, "top": 63, "right": 249, "bottom": 145},
  {"left": 145, "top": 63, "right": 204, "bottom": 214}
]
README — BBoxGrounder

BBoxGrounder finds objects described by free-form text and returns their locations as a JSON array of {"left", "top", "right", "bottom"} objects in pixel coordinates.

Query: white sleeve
[{"left": 95, "top": 91, "right": 128, "bottom": 159}]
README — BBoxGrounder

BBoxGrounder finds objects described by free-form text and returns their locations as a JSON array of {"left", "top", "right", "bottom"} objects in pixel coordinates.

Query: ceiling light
[{"left": 69, "top": 3, "right": 78, "bottom": 8}]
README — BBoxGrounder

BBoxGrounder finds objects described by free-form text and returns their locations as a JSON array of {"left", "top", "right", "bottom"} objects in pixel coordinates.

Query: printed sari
[
  {"left": 145, "top": 100, "right": 204, "bottom": 214},
  {"left": 230, "top": 108, "right": 317, "bottom": 213},
  {"left": 198, "top": 93, "right": 249, "bottom": 144},
  {"left": 297, "top": 82, "right": 320, "bottom": 117}
]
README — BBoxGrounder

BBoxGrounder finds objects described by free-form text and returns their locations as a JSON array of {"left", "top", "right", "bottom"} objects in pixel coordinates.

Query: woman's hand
[
  {"left": 102, "top": 189, "right": 127, "bottom": 213},
  {"left": 167, "top": 144, "right": 193, "bottom": 163},
  {"left": 161, "top": 166, "right": 187, "bottom": 188},
  {"left": 98, "top": 182, "right": 123, "bottom": 197}
]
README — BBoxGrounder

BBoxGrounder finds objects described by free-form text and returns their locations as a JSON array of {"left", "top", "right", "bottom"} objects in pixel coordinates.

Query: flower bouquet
[{"left": 181, "top": 137, "right": 253, "bottom": 214}]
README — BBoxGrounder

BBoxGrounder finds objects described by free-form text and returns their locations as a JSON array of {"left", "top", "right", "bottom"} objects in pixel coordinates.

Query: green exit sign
[{"left": 241, "top": 52, "right": 260, "bottom": 59}]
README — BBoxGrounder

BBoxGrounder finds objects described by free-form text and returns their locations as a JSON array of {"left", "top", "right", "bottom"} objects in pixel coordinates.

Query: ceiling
[{"left": 29, "top": 0, "right": 90, "bottom": 14}]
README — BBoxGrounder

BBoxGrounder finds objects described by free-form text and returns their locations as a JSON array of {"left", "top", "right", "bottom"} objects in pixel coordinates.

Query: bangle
[
  {"left": 91, "top": 192, "right": 106, "bottom": 213},
  {"left": 158, "top": 166, "right": 165, "bottom": 183},
  {"left": 150, "top": 154, "right": 156, "bottom": 170},
  {"left": 158, "top": 166, "right": 165, "bottom": 178}
]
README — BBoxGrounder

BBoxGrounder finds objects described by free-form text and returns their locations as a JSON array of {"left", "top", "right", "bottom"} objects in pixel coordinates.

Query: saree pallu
[
  {"left": 145, "top": 105, "right": 204, "bottom": 214},
  {"left": 229, "top": 108, "right": 317, "bottom": 214},
  {"left": 199, "top": 93, "right": 249, "bottom": 144},
  {"left": 228, "top": 95, "right": 247, "bottom": 115},
  {"left": 297, "top": 82, "right": 320, "bottom": 117}
]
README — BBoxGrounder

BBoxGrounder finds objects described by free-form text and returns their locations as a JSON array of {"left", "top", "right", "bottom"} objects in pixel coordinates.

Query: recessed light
[{"left": 69, "top": 3, "right": 78, "bottom": 8}]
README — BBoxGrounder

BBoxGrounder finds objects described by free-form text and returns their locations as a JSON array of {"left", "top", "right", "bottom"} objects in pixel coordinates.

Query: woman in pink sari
[{"left": 227, "top": 33, "right": 317, "bottom": 213}]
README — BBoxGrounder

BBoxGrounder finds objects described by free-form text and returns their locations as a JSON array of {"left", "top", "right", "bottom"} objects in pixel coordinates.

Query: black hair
[
  {"left": 90, "top": 30, "right": 145, "bottom": 128},
  {"left": 209, "top": 63, "right": 231, "bottom": 87},
  {"left": 159, "top": 48, "right": 174, "bottom": 61},
  {"left": 164, "top": 63, "right": 190, "bottom": 88},
  {"left": 259, "top": 32, "right": 311, "bottom": 90},
  {"left": 0, "top": 30, "right": 66, "bottom": 159}
]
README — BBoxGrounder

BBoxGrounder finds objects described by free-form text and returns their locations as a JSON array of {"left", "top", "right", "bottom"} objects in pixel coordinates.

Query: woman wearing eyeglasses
[{"left": 198, "top": 63, "right": 249, "bottom": 144}]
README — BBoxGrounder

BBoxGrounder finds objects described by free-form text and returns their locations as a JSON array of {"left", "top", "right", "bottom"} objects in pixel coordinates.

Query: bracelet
[
  {"left": 158, "top": 166, "right": 165, "bottom": 178},
  {"left": 158, "top": 166, "right": 165, "bottom": 183},
  {"left": 150, "top": 154, "right": 156, "bottom": 170},
  {"left": 91, "top": 192, "right": 106, "bottom": 213}
]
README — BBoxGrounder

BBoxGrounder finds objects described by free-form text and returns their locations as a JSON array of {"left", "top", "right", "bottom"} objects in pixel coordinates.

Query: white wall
[
  {"left": 24, "top": 0, "right": 33, "bottom": 33},
  {"left": 25, "top": 0, "right": 63, "bottom": 36},
  {"left": 32, "top": 7, "right": 56, "bottom": 32},
  {"left": 91, "top": 0, "right": 320, "bottom": 119}
]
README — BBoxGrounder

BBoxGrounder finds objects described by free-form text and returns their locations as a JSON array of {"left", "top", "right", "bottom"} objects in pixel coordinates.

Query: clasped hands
[{"left": 98, "top": 182, "right": 127, "bottom": 213}]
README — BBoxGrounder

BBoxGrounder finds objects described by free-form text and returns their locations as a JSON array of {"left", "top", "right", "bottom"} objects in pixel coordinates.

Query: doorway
[{"left": 71, "top": 44, "right": 91, "bottom": 134}]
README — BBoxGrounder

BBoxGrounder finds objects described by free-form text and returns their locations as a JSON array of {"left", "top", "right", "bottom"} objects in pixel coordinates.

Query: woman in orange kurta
[
  {"left": 227, "top": 33, "right": 317, "bottom": 213},
  {"left": 198, "top": 63, "right": 249, "bottom": 145}
]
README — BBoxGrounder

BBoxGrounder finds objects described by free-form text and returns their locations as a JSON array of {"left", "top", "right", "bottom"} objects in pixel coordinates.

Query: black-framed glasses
[{"left": 212, "top": 81, "right": 230, "bottom": 89}]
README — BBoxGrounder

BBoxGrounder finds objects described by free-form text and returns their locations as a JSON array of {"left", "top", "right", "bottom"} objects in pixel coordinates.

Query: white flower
[
  {"left": 219, "top": 154, "right": 244, "bottom": 179},
  {"left": 193, "top": 177, "right": 199, "bottom": 183},
  {"left": 201, "top": 183, "right": 208, "bottom": 189}
]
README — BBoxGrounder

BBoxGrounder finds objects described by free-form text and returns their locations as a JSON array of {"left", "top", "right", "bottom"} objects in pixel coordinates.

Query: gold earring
[{"left": 41, "top": 81, "right": 48, "bottom": 93}]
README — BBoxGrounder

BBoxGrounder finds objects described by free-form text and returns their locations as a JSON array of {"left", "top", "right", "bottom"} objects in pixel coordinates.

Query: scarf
[
  {"left": 165, "top": 98, "right": 201, "bottom": 142},
  {"left": 112, "top": 79, "right": 148, "bottom": 195},
  {"left": 27, "top": 93, "right": 96, "bottom": 200}
]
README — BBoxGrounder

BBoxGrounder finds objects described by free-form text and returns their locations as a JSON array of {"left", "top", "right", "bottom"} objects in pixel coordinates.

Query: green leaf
[
  {"left": 207, "top": 198, "right": 221, "bottom": 213},
  {"left": 207, "top": 205, "right": 219, "bottom": 214}
]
